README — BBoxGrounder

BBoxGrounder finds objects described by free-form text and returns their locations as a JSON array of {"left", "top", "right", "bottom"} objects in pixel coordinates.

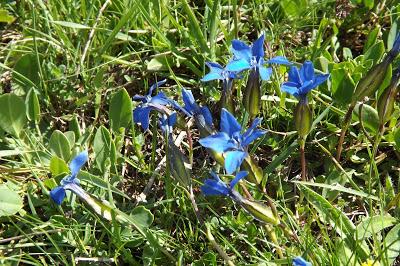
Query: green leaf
[
  {"left": 130, "top": 206, "right": 154, "bottom": 230},
  {"left": 50, "top": 156, "right": 69, "bottom": 176},
  {"left": 355, "top": 214, "right": 397, "bottom": 240},
  {"left": 49, "top": 130, "right": 71, "bottom": 161},
  {"left": 394, "top": 127, "right": 400, "bottom": 152},
  {"left": 26, "top": 88, "right": 41, "bottom": 122},
  {"left": 363, "top": 40, "right": 385, "bottom": 65},
  {"left": 0, "top": 9, "right": 15, "bottom": 23},
  {"left": 0, "top": 149, "right": 27, "bottom": 158},
  {"left": 0, "top": 94, "right": 27, "bottom": 137},
  {"left": 109, "top": 88, "right": 132, "bottom": 133},
  {"left": 93, "top": 126, "right": 116, "bottom": 173},
  {"left": 330, "top": 68, "right": 355, "bottom": 105},
  {"left": 52, "top": 20, "right": 90, "bottom": 29},
  {"left": 0, "top": 184, "right": 23, "bottom": 217},
  {"left": 12, "top": 54, "right": 40, "bottom": 91},
  {"left": 387, "top": 19, "right": 399, "bottom": 50},
  {"left": 383, "top": 223, "right": 400, "bottom": 265},
  {"left": 352, "top": 103, "right": 379, "bottom": 134},
  {"left": 363, "top": 26, "right": 380, "bottom": 52}
]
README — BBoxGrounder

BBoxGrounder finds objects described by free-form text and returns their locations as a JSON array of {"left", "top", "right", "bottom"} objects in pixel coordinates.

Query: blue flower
[
  {"left": 226, "top": 34, "right": 291, "bottom": 80},
  {"left": 293, "top": 256, "right": 312, "bottom": 266},
  {"left": 201, "top": 171, "right": 248, "bottom": 201},
  {"left": 133, "top": 80, "right": 186, "bottom": 130},
  {"left": 182, "top": 88, "right": 213, "bottom": 127},
  {"left": 389, "top": 33, "right": 400, "bottom": 59},
  {"left": 201, "top": 62, "right": 238, "bottom": 82},
  {"left": 199, "top": 108, "right": 266, "bottom": 174},
  {"left": 159, "top": 112, "right": 177, "bottom": 136},
  {"left": 50, "top": 151, "right": 88, "bottom": 205},
  {"left": 281, "top": 61, "right": 329, "bottom": 102}
]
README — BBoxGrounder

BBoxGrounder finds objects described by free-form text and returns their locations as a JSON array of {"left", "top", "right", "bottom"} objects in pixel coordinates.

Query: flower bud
[
  {"left": 244, "top": 69, "right": 260, "bottom": 117},
  {"left": 242, "top": 155, "right": 263, "bottom": 184},
  {"left": 377, "top": 67, "right": 400, "bottom": 125},
  {"left": 294, "top": 101, "right": 312, "bottom": 139},
  {"left": 352, "top": 34, "right": 400, "bottom": 103}
]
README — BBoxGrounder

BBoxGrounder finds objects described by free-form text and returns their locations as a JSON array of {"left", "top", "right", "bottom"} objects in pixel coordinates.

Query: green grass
[{"left": 1, "top": 0, "right": 400, "bottom": 265}]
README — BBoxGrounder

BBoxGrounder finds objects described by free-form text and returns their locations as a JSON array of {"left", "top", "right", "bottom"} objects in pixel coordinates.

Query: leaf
[
  {"left": 363, "top": 26, "right": 380, "bottom": 53},
  {"left": 387, "top": 19, "right": 399, "bottom": 50},
  {"left": 49, "top": 130, "right": 71, "bottom": 161},
  {"left": 0, "top": 184, "right": 23, "bottom": 217},
  {"left": 109, "top": 88, "right": 132, "bottom": 133},
  {"left": 52, "top": 20, "right": 90, "bottom": 29},
  {"left": 330, "top": 68, "right": 355, "bottom": 105},
  {"left": 93, "top": 126, "right": 116, "bottom": 173},
  {"left": 352, "top": 103, "right": 379, "bottom": 134},
  {"left": 50, "top": 156, "right": 69, "bottom": 176},
  {"left": 0, "top": 149, "right": 27, "bottom": 158},
  {"left": 394, "top": 127, "right": 400, "bottom": 152},
  {"left": 383, "top": 223, "right": 400, "bottom": 265},
  {"left": 26, "top": 88, "right": 41, "bottom": 122},
  {"left": 363, "top": 40, "right": 385, "bottom": 65},
  {"left": 129, "top": 206, "right": 154, "bottom": 230},
  {"left": 0, "top": 94, "right": 27, "bottom": 137},
  {"left": 355, "top": 214, "right": 397, "bottom": 240},
  {"left": 12, "top": 54, "right": 40, "bottom": 91},
  {"left": 147, "top": 54, "right": 173, "bottom": 71},
  {"left": 0, "top": 9, "right": 15, "bottom": 23}
]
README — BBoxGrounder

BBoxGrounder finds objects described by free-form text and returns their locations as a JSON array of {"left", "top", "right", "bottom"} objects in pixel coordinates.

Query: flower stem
[
  {"left": 264, "top": 224, "right": 284, "bottom": 259},
  {"left": 336, "top": 103, "right": 356, "bottom": 161},
  {"left": 299, "top": 138, "right": 307, "bottom": 181}
]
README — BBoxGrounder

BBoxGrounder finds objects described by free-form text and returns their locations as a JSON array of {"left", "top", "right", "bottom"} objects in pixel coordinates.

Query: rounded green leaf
[
  {"left": 0, "top": 185, "right": 23, "bottom": 217},
  {"left": 0, "top": 94, "right": 27, "bottom": 137},
  {"left": 49, "top": 130, "right": 71, "bottom": 161},
  {"left": 26, "top": 88, "right": 41, "bottom": 122},
  {"left": 93, "top": 126, "right": 116, "bottom": 173},
  {"left": 109, "top": 88, "right": 132, "bottom": 133}
]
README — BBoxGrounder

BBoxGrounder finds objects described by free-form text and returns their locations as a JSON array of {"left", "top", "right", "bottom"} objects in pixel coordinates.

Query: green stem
[{"left": 336, "top": 103, "right": 355, "bottom": 161}]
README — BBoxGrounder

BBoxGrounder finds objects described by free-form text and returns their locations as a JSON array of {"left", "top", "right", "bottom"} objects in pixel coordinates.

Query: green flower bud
[
  {"left": 377, "top": 68, "right": 400, "bottom": 125},
  {"left": 294, "top": 101, "right": 312, "bottom": 139},
  {"left": 244, "top": 69, "right": 260, "bottom": 117}
]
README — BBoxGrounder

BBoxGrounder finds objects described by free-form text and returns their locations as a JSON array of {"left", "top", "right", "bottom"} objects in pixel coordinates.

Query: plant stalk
[{"left": 336, "top": 103, "right": 356, "bottom": 161}]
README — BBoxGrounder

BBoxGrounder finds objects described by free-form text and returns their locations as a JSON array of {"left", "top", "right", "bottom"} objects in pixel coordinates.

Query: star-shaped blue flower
[
  {"left": 199, "top": 108, "right": 266, "bottom": 174},
  {"left": 225, "top": 34, "right": 291, "bottom": 80},
  {"left": 281, "top": 61, "right": 329, "bottom": 102},
  {"left": 201, "top": 171, "right": 248, "bottom": 201},
  {"left": 293, "top": 256, "right": 312, "bottom": 266},
  {"left": 159, "top": 112, "right": 177, "bottom": 136},
  {"left": 201, "top": 62, "right": 239, "bottom": 83},
  {"left": 50, "top": 150, "right": 88, "bottom": 205},
  {"left": 133, "top": 80, "right": 186, "bottom": 130},
  {"left": 182, "top": 88, "right": 213, "bottom": 127}
]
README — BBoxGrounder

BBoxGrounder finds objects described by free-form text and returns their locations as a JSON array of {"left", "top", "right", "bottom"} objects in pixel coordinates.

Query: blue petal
[
  {"left": 50, "top": 186, "right": 66, "bottom": 205},
  {"left": 288, "top": 66, "right": 302, "bottom": 85},
  {"left": 251, "top": 34, "right": 265, "bottom": 60},
  {"left": 242, "top": 117, "right": 262, "bottom": 139},
  {"left": 231, "top": 40, "right": 252, "bottom": 61},
  {"left": 199, "top": 132, "right": 236, "bottom": 153},
  {"left": 259, "top": 66, "right": 273, "bottom": 81},
  {"left": 224, "top": 150, "right": 247, "bottom": 174},
  {"left": 226, "top": 59, "right": 251, "bottom": 72},
  {"left": 220, "top": 108, "right": 242, "bottom": 136},
  {"left": 205, "top": 61, "right": 224, "bottom": 72},
  {"left": 150, "top": 92, "right": 171, "bottom": 106},
  {"left": 201, "top": 172, "right": 230, "bottom": 196},
  {"left": 267, "top": 56, "right": 292, "bottom": 65},
  {"left": 298, "top": 80, "right": 314, "bottom": 96},
  {"left": 391, "top": 33, "right": 400, "bottom": 55},
  {"left": 133, "top": 106, "right": 152, "bottom": 130},
  {"left": 293, "top": 256, "right": 312, "bottom": 266},
  {"left": 230, "top": 171, "right": 248, "bottom": 188},
  {"left": 313, "top": 73, "right": 330, "bottom": 88},
  {"left": 201, "top": 72, "right": 223, "bottom": 82},
  {"left": 281, "top": 83, "right": 300, "bottom": 97},
  {"left": 242, "top": 129, "right": 267, "bottom": 147},
  {"left": 132, "top": 95, "right": 146, "bottom": 102},
  {"left": 182, "top": 88, "right": 198, "bottom": 115},
  {"left": 69, "top": 150, "right": 88, "bottom": 177},
  {"left": 159, "top": 112, "right": 177, "bottom": 134},
  {"left": 300, "top": 61, "right": 314, "bottom": 82},
  {"left": 148, "top": 79, "right": 167, "bottom": 96},
  {"left": 200, "top": 106, "right": 213, "bottom": 127}
]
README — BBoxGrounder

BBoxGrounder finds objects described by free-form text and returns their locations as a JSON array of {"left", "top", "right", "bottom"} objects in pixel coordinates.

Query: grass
[{"left": 1, "top": 0, "right": 400, "bottom": 265}]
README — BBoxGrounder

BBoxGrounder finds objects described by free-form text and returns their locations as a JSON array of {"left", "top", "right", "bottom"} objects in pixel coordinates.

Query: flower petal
[
  {"left": 267, "top": 56, "right": 292, "bottom": 65},
  {"left": 313, "top": 73, "right": 330, "bottom": 88},
  {"left": 259, "top": 66, "right": 273, "bottom": 81},
  {"left": 182, "top": 88, "right": 198, "bottom": 115},
  {"left": 224, "top": 150, "right": 247, "bottom": 174},
  {"left": 242, "top": 129, "right": 267, "bottom": 147},
  {"left": 201, "top": 172, "right": 230, "bottom": 196},
  {"left": 251, "top": 34, "right": 265, "bottom": 60},
  {"left": 293, "top": 256, "right": 312, "bottom": 266},
  {"left": 50, "top": 186, "right": 66, "bottom": 205},
  {"left": 300, "top": 61, "right": 314, "bottom": 82},
  {"left": 230, "top": 171, "right": 248, "bottom": 188},
  {"left": 199, "top": 132, "right": 235, "bottom": 152},
  {"left": 298, "top": 80, "right": 314, "bottom": 96},
  {"left": 201, "top": 72, "right": 223, "bottom": 82},
  {"left": 133, "top": 106, "right": 152, "bottom": 130},
  {"left": 220, "top": 108, "right": 242, "bottom": 136},
  {"left": 148, "top": 79, "right": 167, "bottom": 96},
  {"left": 231, "top": 40, "right": 252, "bottom": 61},
  {"left": 288, "top": 66, "right": 302, "bottom": 85},
  {"left": 132, "top": 95, "right": 146, "bottom": 102},
  {"left": 150, "top": 92, "right": 171, "bottom": 106},
  {"left": 69, "top": 150, "right": 88, "bottom": 177},
  {"left": 281, "top": 83, "right": 299, "bottom": 97},
  {"left": 225, "top": 59, "right": 251, "bottom": 72},
  {"left": 200, "top": 106, "right": 213, "bottom": 127}
]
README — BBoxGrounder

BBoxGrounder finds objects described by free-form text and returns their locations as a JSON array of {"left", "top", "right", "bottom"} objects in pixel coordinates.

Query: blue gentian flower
[
  {"left": 133, "top": 80, "right": 187, "bottom": 130},
  {"left": 50, "top": 151, "right": 88, "bottom": 205},
  {"left": 201, "top": 62, "right": 239, "bottom": 89},
  {"left": 226, "top": 34, "right": 291, "bottom": 80},
  {"left": 201, "top": 171, "right": 248, "bottom": 201},
  {"left": 293, "top": 256, "right": 312, "bottom": 266},
  {"left": 159, "top": 112, "right": 177, "bottom": 136},
  {"left": 199, "top": 108, "right": 266, "bottom": 174},
  {"left": 281, "top": 61, "right": 329, "bottom": 102},
  {"left": 182, "top": 88, "right": 213, "bottom": 127}
]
